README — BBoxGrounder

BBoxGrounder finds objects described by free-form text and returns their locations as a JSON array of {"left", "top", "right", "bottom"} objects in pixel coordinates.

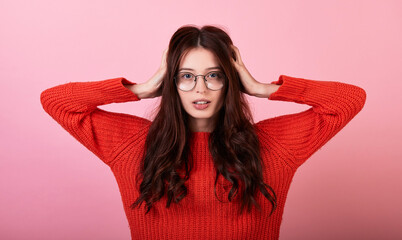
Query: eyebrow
[{"left": 178, "top": 67, "right": 222, "bottom": 71}]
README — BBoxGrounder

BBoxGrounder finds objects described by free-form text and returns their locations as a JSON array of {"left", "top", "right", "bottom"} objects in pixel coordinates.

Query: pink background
[{"left": 1, "top": 0, "right": 401, "bottom": 239}]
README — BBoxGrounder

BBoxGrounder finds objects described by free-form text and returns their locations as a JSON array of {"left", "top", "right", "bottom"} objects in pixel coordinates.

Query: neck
[{"left": 189, "top": 116, "right": 217, "bottom": 132}]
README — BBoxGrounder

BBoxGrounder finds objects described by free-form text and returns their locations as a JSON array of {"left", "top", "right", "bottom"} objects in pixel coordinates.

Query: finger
[
  {"left": 232, "top": 46, "right": 243, "bottom": 65},
  {"left": 161, "top": 48, "right": 168, "bottom": 66},
  {"left": 230, "top": 45, "right": 237, "bottom": 61},
  {"left": 230, "top": 45, "right": 238, "bottom": 64},
  {"left": 230, "top": 55, "right": 240, "bottom": 69},
  {"left": 231, "top": 45, "right": 243, "bottom": 65}
]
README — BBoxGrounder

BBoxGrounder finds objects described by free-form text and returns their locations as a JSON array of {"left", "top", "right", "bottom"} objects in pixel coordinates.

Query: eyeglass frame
[{"left": 174, "top": 71, "right": 226, "bottom": 92}]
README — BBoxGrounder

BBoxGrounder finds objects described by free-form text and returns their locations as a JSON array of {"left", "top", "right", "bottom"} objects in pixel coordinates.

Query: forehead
[{"left": 179, "top": 47, "right": 220, "bottom": 71}]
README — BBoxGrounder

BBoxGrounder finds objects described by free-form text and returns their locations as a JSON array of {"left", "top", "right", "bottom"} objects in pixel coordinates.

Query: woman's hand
[
  {"left": 231, "top": 45, "right": 279, "bottom": 98},
  {"left": 230, "top": 45, "right": 261, "bottom": 96},
  {"left": 127, "top": 48, "right": 167, "bottom": 99},
  {"left": 144, "top": 48, "right": 168, "bottom": 98}
]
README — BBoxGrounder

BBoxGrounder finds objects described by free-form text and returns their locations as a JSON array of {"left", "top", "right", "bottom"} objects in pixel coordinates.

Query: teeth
[{"left": 194, "top": 101, "right": 208, "bottom": 104}]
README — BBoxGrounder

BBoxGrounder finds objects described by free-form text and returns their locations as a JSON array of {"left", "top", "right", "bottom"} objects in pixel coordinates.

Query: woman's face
[{"left": 177, "top": 47, "right": 225, "bottom": 132}]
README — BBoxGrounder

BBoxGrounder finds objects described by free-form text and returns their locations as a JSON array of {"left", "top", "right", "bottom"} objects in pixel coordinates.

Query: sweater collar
[{"left": 190, "top": 131, "right": 210, "bottom": 142}]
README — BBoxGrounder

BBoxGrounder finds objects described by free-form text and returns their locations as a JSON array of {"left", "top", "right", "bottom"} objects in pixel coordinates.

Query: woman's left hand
[{"left": 230, "top": 45, "right": 263, "bottom": 96}]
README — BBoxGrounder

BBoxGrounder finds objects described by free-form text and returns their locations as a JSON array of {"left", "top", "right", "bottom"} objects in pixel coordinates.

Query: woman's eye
[
  {"left": 182, "top": 73, "right": 192, "bottom": 79},
  {"left": 209, "top": 72, "right": 223, "bottom": 78},
  {"left": 208, "top": 73, "right": 217, "bottom": 78}
]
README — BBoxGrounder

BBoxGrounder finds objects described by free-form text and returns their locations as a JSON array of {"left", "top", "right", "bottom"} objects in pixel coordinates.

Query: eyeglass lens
[{"left": 176, "top": 71, "right": 225, "bottom": 91}]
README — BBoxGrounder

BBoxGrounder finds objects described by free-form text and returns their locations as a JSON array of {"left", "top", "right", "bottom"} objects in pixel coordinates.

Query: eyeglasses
[{"left": 174, "top": 71, "right": 226, "bottom": 91}]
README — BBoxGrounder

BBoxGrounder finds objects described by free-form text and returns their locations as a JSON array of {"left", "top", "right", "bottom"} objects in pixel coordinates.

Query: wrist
[
  {"left": 253, "top": 83, "right": 280, "bottom": 98},
  {"left": 130, "top": 82, "right": 151, "bottom": 99}
]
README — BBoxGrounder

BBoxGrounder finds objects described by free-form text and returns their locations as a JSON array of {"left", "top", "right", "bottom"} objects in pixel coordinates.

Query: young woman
[{"left": 40, "top": 25, "right": 366, "bottom": 239}]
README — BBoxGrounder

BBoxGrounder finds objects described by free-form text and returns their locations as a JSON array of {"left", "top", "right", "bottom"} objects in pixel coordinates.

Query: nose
[{"left": 194, "top": 76, "right": 207, "bottom": 93}]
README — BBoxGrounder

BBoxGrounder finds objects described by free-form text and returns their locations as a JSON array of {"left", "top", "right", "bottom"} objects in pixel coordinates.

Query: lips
[
  {"left": 193, "top": 102, "right": 209, "bottom": 110},
  {"left": 192, "top": 98, "right": 211, "bottom": 104}
]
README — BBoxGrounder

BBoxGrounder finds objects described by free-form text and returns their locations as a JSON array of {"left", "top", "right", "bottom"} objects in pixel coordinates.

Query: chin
[
  {"left": 188, "top": 111, "right": 216, "bottom": 119},
  {"left": 183, "top": 103, "right": 223, "bottom": 122}
]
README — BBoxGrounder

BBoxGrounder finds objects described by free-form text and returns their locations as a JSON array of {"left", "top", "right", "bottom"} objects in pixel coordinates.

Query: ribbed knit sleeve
[
  {"left": 255, "top": 75, "right": 366, "bottom": 168},
  {"left": 40, "top": 77, "right": 151, "bottom": 165}
]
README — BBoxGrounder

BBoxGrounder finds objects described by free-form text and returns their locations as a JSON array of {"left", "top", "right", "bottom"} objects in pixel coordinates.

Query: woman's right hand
[{"left": 127, "top": 48, "right": 168, "bottom": 99}]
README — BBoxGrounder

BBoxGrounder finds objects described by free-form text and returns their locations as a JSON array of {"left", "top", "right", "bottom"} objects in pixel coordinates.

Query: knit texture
[{"left": 40, "top": 75, "right": 366, "bottom": 239}]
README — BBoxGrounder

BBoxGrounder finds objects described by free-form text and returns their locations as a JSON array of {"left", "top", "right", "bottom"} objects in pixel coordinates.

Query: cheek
[{"left": 178, "top": 93, "right": 190, "bottom": 108}]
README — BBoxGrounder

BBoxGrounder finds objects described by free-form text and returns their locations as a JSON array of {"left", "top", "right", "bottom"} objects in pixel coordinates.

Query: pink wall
[{"left": 1, "top": 0, "right": 401, "bottom": 239}]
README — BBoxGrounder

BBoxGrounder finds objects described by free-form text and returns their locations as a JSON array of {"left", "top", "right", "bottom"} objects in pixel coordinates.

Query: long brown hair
[{"left": 131, "top": 24, "right": 277, "bottom": 216}]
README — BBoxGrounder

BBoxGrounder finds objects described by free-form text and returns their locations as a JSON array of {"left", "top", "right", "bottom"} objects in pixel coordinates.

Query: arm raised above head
[
  {"left": 40, "top": 77, "right": 151, "bottom": 165},
  {"left": 255, "top": 75, "right": 367, "bottom": 168}
]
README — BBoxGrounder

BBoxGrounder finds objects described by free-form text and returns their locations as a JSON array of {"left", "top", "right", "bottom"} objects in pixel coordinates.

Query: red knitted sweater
[{"left": 40, "top": 75, "right": 366, "bottom": 239}]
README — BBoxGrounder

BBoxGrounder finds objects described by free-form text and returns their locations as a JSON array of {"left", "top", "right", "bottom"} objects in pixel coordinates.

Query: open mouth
[
  {"left": 192, "top": 101, "right": 210, "bottom": 110},
  {"left": 193, "top": 101, "right": 211, "bottom": 104}
]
